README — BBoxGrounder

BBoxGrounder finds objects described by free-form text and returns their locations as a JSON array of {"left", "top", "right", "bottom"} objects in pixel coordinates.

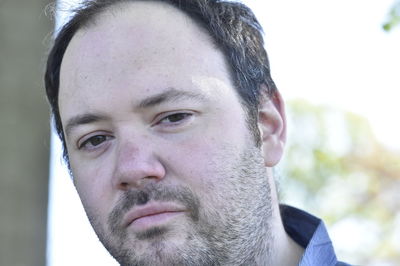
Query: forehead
[
  {"left": 60, "top": 1, "right": 223, "bottom": 79},
  {"left": 71, "top": 1, "right": 213, "bottom": 58},
  {"left": 59, "top": 1, "right": 233, "bottom": 109}
]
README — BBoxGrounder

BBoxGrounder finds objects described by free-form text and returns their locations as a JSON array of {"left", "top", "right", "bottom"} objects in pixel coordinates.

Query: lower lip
[{"left": 129, "top": 211, "right": 184, "bottom": 231}]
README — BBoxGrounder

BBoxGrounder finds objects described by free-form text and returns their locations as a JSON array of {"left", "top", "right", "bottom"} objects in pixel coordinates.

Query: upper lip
[{"left": 123, "top": 201, "right": 186, "bottom": 227}]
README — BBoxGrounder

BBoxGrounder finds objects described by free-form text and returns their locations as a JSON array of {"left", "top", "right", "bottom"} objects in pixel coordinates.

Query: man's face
[{"left": 58, "top": 2, "right": 278, "bottom": 265}]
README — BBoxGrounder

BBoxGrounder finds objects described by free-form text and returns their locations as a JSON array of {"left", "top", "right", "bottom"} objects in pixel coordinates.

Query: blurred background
[
  {"left": 1, "top": 0, "right": 399, "bottom": 265},
  {"left": 0, "top": 0, "right": 52, "bottom": 266}
]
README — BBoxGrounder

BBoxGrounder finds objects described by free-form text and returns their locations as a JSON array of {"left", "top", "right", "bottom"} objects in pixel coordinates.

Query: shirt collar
[{"left": 280, "top": 205, "right": 339, "bottom": 266}]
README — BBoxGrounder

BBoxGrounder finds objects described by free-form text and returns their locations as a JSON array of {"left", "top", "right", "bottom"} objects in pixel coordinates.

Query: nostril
[{"left": 120, "top": 182, "right": 129, "bottom": 189}]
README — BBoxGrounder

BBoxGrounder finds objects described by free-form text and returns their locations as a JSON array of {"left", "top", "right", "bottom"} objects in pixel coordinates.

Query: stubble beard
[{"left": 85, "top": 146, "right": 274, "bottom": 266}]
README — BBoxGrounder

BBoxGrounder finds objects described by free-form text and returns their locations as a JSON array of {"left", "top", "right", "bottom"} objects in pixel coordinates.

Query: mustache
[{"left": 108, "top": 183, "right": 200, "bottom": 234}]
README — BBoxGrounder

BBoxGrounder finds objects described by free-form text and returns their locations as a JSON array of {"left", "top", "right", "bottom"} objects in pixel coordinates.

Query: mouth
[{"left": 123, "top": 202, "right": 186, "bottom": 231}]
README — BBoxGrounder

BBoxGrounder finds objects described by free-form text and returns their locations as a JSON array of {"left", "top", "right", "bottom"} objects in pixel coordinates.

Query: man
[{"left": 45, "top": 0, "right": 350, "bottom": 265}]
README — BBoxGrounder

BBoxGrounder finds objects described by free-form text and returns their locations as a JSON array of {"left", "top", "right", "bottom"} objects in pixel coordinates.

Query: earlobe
[{"left": 258, "top": 88, "right": 286, "bottom": 167}]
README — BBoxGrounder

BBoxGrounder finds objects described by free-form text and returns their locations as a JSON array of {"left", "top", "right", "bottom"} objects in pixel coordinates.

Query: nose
[{"left": 112, "top": 140, "right": 166, "bottom": 190}]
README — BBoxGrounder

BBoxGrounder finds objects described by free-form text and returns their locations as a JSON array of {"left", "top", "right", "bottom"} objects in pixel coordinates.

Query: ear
[{"left": 258, "top": 87, "right": 286, "bottom": 167}]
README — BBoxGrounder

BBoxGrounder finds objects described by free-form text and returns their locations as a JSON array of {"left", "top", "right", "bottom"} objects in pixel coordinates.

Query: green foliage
[
  {"left": 280, "top": 100, "right": 400, "bottom": 265},
  {"left": 383, "top": 1, "right": 400, "bottom": 31}
]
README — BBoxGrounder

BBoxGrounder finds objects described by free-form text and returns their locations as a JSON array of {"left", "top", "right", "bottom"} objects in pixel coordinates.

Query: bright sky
[{"left": 47, "top": 1, "right": 400, "bottom": 265}]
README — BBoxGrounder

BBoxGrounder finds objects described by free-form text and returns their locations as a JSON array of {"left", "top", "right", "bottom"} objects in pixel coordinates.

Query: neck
[
  {"left": 222, "top": 168, "right": 304, "bottom": 266},
  {"left": 266, "top": 169, "right": 304, "bottom": 266}
]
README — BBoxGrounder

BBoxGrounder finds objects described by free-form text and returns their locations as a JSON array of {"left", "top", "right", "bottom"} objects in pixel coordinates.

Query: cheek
[
  {"left": 166, "top": 134, "right": 240, "bottom": 191},
  {"left": 71, "top": 158, "right": 113, "bottom": 221}
]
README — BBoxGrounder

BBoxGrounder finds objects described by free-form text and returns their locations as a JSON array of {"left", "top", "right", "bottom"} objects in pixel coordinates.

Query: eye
[
  {"left": 161, "top": 113, "right": 191, "bottom": 123},
  {"left": 78, "top": 134, "right": 113, "bottom": 150},
  {"left": 157, "top": 112, "right": 193, "bottom": 126}
]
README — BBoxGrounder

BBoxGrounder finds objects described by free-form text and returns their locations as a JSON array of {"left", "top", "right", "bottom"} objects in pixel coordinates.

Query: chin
[{"left": 104, "top": 224, "right": 196, "bottom": 265}]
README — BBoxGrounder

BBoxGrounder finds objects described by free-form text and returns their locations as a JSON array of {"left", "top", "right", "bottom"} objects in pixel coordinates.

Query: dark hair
[{"left": 45, "top": 0, "right": 277, "bottom": 163}]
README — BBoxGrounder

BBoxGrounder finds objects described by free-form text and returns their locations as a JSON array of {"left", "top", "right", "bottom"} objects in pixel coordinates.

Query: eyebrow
[
  {"left": 136, "top": 87, "right": 207, "bottom": 109},
  {"left": 64, "top": 113, "right": 110, "bottom": 139},
  {"left": 64, "top": 88, "right": 208, "bottom": 138}
]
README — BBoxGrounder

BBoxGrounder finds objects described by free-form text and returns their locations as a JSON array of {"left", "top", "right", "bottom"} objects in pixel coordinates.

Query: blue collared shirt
[{"left": 280, "top": 205, "right": 351, "bottom": 266}]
